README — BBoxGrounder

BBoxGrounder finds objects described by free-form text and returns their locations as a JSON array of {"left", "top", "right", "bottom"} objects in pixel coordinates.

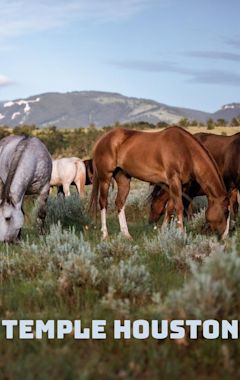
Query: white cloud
[
  {"left": 111, "top": 59, "right": 240, "bottom": 86},
  {"left": 0, "top": 0, "right": 157, "bottom": 40},
  {"left": 0, "top": 75, "right": 12, "bottom": 87}
]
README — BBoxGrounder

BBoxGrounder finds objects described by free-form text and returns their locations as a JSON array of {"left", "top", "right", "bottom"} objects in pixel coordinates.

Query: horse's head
[
  {"left": 205, "top": 196, "right": 230, "bottom": 239},
  {"left": 0, "top": 178, "right": 24, "bottom": 242},
  {"left": 148, "top": 185, "right": 169, "bottom": 223}
]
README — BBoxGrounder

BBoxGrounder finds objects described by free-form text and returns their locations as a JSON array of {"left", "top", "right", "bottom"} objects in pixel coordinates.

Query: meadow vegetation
[
  {"left": 0, "top": 122, "right": 240, "bottom": 379},
  {"left": 0, "top": 116, "right": 240, "bottom": 159}
]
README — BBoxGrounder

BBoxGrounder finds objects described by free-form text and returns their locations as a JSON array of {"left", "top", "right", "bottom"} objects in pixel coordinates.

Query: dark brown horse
[
  {"left": 90, "top": 127, "right": 229, "bottom": 239},
  {"left": 84, "top": 159, "right": 94, "bottom": 185},
  {"left": 149, "top": 131, "right": 240, "bottom": 224}
]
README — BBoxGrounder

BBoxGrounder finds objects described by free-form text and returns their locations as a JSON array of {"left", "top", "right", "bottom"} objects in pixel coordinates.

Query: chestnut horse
[
  {"left": 90, "top": 127, "right": 229, "bottom": 239},
  {"left": 196, "top": 132, "right": 240, "bottom": 219},
  {"left": 149, "top": 132, "right": 240, "bottom": 224}
]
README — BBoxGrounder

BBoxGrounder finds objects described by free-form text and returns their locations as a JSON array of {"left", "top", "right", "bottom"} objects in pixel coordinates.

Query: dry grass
[{"left": 145, "top": 125, "right": 240, "bottom": 135}]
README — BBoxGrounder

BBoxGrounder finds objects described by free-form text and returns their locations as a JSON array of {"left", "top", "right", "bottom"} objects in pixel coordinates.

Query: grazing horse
[
  {"left": 196, "top": 132, "right": 240, "bottom": 220},
  {"left": 50, "top": 157, "right": 86, "bottom": 198},
  {"left": 90, "top": 127, "right": 230, "bottom": 240},
  {"left": 149, "top": 132, "right": 240, "bottom": 224},
  {"left": 84, "top": 159, "right": 94, "bottom": 185},
  {"left": 0, "top": 135, "right": 52, "bottom": 242}
]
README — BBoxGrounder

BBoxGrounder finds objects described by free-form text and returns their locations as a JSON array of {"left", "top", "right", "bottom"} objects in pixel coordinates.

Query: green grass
[{"left": 0, "top": 188, "right": 240, "bottom": 380}]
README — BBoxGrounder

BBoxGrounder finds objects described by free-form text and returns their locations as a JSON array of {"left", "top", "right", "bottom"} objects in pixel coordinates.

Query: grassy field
[
  {"left": 0, "top": 183, "right": 240, "bottom": 380},
  {"left": 1, "top": 124, "right": 240, "bottom": 379},
  {"left": 1, "top": 123, "right": 240, "bottom": 161}
]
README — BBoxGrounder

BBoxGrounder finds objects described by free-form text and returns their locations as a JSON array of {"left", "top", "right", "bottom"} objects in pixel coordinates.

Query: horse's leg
[
  {"left": 63, "top": 183, "right": 71, "bottom": 197},
  {"left": 114, "top": 172, "right": 132, "bottom": 239},
  {"left": 57, "top": 185, "right": 64, "bottom": 197},
  {"left": 37, "top": 183, "right": 50, "bottom": 234},
  {"left": 230, "top": 188, "right": 238, "bottom": 221},
  {"left": 186, "top": 201, "right": 193, "bottom": 221},
  {"left": 79, "top": 170, "right": 85, "bottom": 198},
  {"left": 99, "top": 177, "right": 112, "bottom": 240},
  {"left": 168, "top": 176, "right": 184, "bottom": 230},
  {"left": 162, "top": 198, "right": 175, "bottom": 226},
  {"left": 74, "top": 172, "right": 85, "bottom": 199},
  {"left": 182, "top": 196, "right": 192, "bottom": 221}
]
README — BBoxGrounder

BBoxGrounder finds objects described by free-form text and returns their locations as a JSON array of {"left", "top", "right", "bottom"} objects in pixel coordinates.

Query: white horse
[
  {"left": 0, "top": 135, "right": 52, "bottom": 241},
  {"left": 50, "top": 157, "right": 86, "bottom": 198}
]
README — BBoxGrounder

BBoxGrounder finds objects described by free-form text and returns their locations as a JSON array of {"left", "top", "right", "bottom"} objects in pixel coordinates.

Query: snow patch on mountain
[
  {"left": 4, "top": 101, "right": 15, "bottom": 107},
  {"left": 12, "top": 112, "right": 21, "bottom": 120},
  {"left": 4, "top": 97, "right": 40, "bottom": 113},
  {"left": 222, "top": 103, "right": 240, "bottom": 110}
]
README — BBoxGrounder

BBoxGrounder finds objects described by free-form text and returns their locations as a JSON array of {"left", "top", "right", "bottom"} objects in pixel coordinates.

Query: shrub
[
  {"left": 44, "top": 194, "right": 89, "bottom": 231},
  {"left": 187, "top": 209, "right": 206, "bottom": 233},
  {"left": 0, "top": 245, "right": 47, "bottom": 282},
  {"left": 163, "top": 241, "right": 240, "bottom": 320},
  {"left": 144, "top": 223, "right": 189, "bottom": 259},
  {"left": 101, "top": 287, "right": 131, "bottom": 316},
  {"left": 96, "top": 236, "right": 151, "bottom": 301},
  {"left": 144, "top": 222, "right": 223, "bottom": 270},
  {"left": 22, "top": 223, "right": 99, "bottom": 291},
  {"left": 108, "top": 253, "right": 151, "bottom": 300},
  {"left": 96, "top": 235, "right": 138, "bottom": 262}
]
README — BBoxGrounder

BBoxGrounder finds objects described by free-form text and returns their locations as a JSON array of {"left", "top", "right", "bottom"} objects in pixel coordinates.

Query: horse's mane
[
  {"left": 3, "top": 136, "right": 29, "bottom": 202},
  {"left": 147, "top": 184, "right": 166, "bottom": 203}
]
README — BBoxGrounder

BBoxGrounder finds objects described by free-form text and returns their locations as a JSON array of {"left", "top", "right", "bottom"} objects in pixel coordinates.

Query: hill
[{"left": 0, "top": 91, "right": 239, "bottom": 128}]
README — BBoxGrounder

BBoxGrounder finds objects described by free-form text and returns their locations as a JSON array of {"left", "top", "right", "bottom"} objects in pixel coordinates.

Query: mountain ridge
[{"left": 0, "top": 91, "right": 239, "bottom": 128}]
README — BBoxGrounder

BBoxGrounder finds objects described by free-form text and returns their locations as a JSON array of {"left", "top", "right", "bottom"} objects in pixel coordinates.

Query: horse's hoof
[
  {"left": 123, "top": 233, "right": 133, "bottom": 240},
  {"left": 101, "top": 234, "right": 109, "bottom": 241}
]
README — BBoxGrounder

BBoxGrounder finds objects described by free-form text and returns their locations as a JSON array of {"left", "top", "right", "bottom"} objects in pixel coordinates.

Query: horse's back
[
  {"left": 51, "top": 156, "right": 85, "bottom": 186},
  {"left": 195, "top": 132, "right": 240, "bottom": 180},
  {"left": 92, "top": 127, "right": 199, "bottom": 184},
  {"left": 0, "top": 135, "right": 52, "bottom": 199}
]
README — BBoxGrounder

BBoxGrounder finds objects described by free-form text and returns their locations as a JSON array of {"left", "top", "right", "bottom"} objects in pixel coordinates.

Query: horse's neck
[{"left": 192, "top": 146, "right": 225, "bottom": 199}]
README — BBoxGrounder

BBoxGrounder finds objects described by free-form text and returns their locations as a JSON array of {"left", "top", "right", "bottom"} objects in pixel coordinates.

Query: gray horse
[{"left": 0, "top": 135, "right": 52, "bottom": 242}]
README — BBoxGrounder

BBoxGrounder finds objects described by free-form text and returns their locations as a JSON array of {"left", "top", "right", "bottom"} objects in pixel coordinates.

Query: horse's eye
[{"left": 5, "top": 217, "right": 11, "bottom": 222}]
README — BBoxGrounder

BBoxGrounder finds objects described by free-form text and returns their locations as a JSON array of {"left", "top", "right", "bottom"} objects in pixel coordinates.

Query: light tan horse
[
  {"left": 90, "top": 127, "right": 230, "bottom": 239},
  {"left": 50, "top": 157, "right": 86, "bottom": 198}
]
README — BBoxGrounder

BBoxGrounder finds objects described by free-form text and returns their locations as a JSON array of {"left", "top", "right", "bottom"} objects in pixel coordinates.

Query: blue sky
[{"left": 0, "top": 0, "right": 239, "bottom": 112}]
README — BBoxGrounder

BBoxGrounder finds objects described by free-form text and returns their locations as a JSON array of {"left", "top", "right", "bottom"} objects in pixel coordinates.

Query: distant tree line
[
  {"left": 0, "top": 115, "right": 240, "bottom": 157},
  {"left": 179, "top": 115, "right": 240, "bottom": 129}
]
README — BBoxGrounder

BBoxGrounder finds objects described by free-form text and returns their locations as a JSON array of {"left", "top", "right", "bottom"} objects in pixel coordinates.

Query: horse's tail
[
  {"left": 89, "top": 161, "right": 99, "bottom": 216},
  {"left": 74, "top": 159, "right": 86, "bottom": 198}
]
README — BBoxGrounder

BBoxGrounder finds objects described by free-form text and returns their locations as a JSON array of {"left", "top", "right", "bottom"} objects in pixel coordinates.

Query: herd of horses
[{"left": 0, "top": 126, "right": 239, "bottom": 242}]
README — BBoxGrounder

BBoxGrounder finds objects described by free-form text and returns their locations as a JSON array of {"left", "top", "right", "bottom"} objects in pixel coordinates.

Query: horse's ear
[{"left": 0, "top": 177, "right": 5, "bottom": 202}]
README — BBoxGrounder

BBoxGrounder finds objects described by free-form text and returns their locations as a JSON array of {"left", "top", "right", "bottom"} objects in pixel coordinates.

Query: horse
[
  {"left": 149, "top": 131, "right": 240, "bottom": 224},
  {"left": 196, "top": 132, "right": 240, "bottom": 220},
  {"left": 83, "top": 158, "right": 115, "bottom": 189},
  {"left": 50, "top": 157, "right": 86, "bottom": 198},
  {"left": 84, "top": 159, "right": 94, "bottom": 185},
  {"left": 89, "top": 127, "right": 230, "bottom": 240},
  {"left": 0, "top": 135, "right": 52, "bottom": 242}
]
